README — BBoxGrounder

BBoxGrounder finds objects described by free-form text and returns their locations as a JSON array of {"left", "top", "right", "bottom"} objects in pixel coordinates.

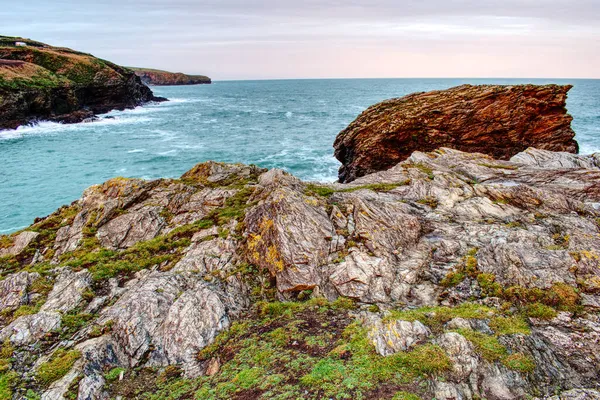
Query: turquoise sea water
[{"left": 1, "top": 78, "right": 599, "bottom": 233}]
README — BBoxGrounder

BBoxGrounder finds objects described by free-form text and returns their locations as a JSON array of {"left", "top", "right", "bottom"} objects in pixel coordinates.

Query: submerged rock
[{"left": 334, "top": 84, "right": 577, "bottom": 182}]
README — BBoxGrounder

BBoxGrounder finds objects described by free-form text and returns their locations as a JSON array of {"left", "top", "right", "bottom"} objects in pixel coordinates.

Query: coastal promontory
[
  {"left": 334, "top": 84, "right": 578, "bottom": 182},
  {"left": 0, "top": 36, "right": 164, "bottom": 130},
  {"left": 131, "top": 67, "right": 212, "bottom": 85}
]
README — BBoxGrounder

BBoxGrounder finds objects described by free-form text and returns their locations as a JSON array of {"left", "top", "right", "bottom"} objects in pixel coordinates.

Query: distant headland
[
  {"left": 130, "top": 67, "right": 211, "bottom": 86},
  {"left": 0, "top": 36, "right": 165, "bottom": 130}
]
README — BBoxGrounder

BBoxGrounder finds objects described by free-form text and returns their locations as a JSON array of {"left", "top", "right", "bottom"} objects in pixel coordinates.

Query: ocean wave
[
  {"left": 157, "top": 149, "right": 178, "bottom": 156},
  {"left": 127, "top": 149, "right": 146, "bottom": 153},
  {"left": 0, "top": 115, "right": 153, "bottom": 140}
]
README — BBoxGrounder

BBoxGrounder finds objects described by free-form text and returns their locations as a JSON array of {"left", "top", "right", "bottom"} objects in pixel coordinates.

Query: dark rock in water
[
  {"left": 131, "top": 68, "right": 211, "bottom": 86},
  {"left": 334, "top": 84, "right": 578, "bottom": 182},
  {"left": 0, "top": 36, "right": 165, "bottom": 130}
]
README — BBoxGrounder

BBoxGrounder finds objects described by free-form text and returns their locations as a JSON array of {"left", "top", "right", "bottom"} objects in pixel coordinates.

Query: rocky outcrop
[
  {"left": 0, "top": 36, "right": 166, "bottom": 130},
  {"left": 1, "top": 148, "right": 600, "bottom": 399},
  {"left": 334, "top": 84, "right": 578, "bottom": 182},
  {"left": 132, "top": 68, "right": 211, "bottom": 85}
]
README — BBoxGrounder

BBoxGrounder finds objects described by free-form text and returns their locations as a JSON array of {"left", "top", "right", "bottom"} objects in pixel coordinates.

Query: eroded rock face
[
  {"left": 0, "top": 311, "right": 61, "bottom": 345},
  {"left": 40, "top": 269, "right": 92, "bottom": 313},
  {"left": 97, "top": 271, "right": 232, "bottom": 377},
  {"left": 334, "top": 84, "right": 577, "bottom": 182},
  {"left": 0, "top": 231, "right": 39, "bottom": 257},
  {"left": 0, "top": 271, "right": 39, "bottom": 312},
  {"left": 1, "top": 150, "right": 600, "bottom": 398}
]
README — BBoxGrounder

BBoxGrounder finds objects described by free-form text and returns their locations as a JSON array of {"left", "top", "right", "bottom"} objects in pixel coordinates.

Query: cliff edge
[{"left": 0, "top": 36, "right": 164, "bottom": 130}]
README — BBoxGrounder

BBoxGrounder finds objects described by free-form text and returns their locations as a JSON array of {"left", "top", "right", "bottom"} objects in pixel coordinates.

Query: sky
[{"left": 3, "top": 0, "right": 599, "bottom": 80}]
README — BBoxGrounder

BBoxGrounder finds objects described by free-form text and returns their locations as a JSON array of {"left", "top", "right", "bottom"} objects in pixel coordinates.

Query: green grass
[
  {"left": 305, "top": 181, "right": 410, "bottom": 197},
  {"left": 57, "top": 191, "right": 260, "bottom": 281},
  {"left": 105, "top": 367, "right": 126, "bottom": 382},
  {"left": 36, "top": 348, "right": 81, "bottom": 386},
  {"left": 501, "top": 353, "right": 536, "bottom": 373},
  {"left": 115, "top": 299, "right": 438, "bottom": 400},
  {"left": 454, "top": 328, "right": 507, "bottom": 361},
  {"left": 523, "top": 303, "right": 558, "bottom": 320},
  {"left": 392, "top": 391, "right": 422, "bottom": 400},
  {"left": 0, "top": 371, "right": 18, "bottom": 399},
  {"left": 386, "top": 302, "right": 495, "bottom": 331}
]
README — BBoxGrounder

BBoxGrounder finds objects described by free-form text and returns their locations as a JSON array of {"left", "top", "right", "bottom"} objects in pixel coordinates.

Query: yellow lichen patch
[
  {"left": 246, "top": 216, "right": 285, "bottom": 274},
  {"left": 267, "top": 245, "right": 285, "bottom": 272}
]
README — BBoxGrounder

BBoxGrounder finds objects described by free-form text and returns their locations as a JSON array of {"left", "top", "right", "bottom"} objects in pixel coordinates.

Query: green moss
[
  {"left": 36, "top": 348, "right": 81, "bottom": 386},
  {"left": 158, "top": 300, "right": 440, "bottom": 399},
  {"left": 305, "top": 184, "right": 335, "bottom": 197},
  {"left": 478, "top": 163, "right": 518, "bottom": 170},
  {"left": 61, "top": 312, "right": 94, "bottom": 338},
  {"left": 477, "top": 273, "right": 503, "bottom": 297},
  {"left": 0, "top": 370, "right": 18, "bottom": 399},
  {"left": 0, "top": 236, "right": 13, "bottom": 249},
  {"left": 523, "top": 303, "right": 558, "bottom": 320},
  {"left": 412, "top": 163, "right": 435, "bottom": 180},
  {"left": 331, "top": 297, "right": 357, "bottom": 310},
  {"left": 454, "top": 329, "right": 507, "bottom": 361},
  {"left": 489, "top": 315, "right": 530, "bottom": 335},
  {"left": 305, "top": 181, "right": 410, "bottom": 198},
  {"left": 501, "top": 353, "right": 535, "bottom": 373},
  {"left": 387, "top": 302, "right": 495, "bottom": 331},
  {"left": 416, "top": 197, "right": 438, "bottom": 208},
  {"left": 393, "top": 391, "right": 422, "bottom": 400},
  {"left": 105, "top": 367, "right": 126, "bottom": 382}
]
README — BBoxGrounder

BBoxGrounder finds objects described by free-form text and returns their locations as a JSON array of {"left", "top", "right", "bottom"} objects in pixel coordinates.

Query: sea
[{"left": 1, "top": 78, "right": 599, "bottom": 233}]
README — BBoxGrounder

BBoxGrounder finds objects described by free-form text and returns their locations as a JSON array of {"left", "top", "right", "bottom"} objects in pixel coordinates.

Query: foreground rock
[
  {"left": 0, "top": 36, "right": 165, "bottom": 130},
  {"left": 1, "top": 149, "right": 600, "bottom": 399},
  {"left": 334, "top": 84, "right": 578, "bottom": 182},
  {"left": 132, "top": 67, "right": 211, "bottom": 85}
]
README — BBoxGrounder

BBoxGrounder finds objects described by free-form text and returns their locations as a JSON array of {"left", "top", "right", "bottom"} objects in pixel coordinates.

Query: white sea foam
[
  {"left": 127, "top": 149, "right": 146, "bottom": 153},
  {"left": 0, "top": 115, "right": 153, "bottom": 140},
  {"left": 157, "top": 149, "right": 178, "bottom": 156}
]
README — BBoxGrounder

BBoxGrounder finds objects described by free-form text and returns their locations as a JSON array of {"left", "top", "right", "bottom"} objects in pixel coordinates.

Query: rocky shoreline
[
  {"left": 0, "top": 37, "right": 165, "bottom": 130},
  {"left": 0, "top": 84, "right": 599, "bottom": 400}
]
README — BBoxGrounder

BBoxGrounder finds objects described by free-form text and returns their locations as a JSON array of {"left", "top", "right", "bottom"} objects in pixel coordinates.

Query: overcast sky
[{"left": 3, "top": 0, "right": 599, "bottom": 80}]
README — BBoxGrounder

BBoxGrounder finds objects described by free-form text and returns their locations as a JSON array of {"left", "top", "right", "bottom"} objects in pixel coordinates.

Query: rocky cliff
[
  {"left": 0, "top": 36, "right": 164, "bottom": 130},
  {"left": 0, "top": 146, "right": 599, "bottom": 399},
  {"left": 131, "top": 68, "right": 211, "bottom": 85},
  {"left": 334, "top": 84, "right": 578, "bottom": 182}
]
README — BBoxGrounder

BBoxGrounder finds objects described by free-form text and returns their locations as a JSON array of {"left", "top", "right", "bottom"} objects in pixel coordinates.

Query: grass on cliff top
[
  {"left": 106, "top": 298, "right": 440, "bottom": 400},
  {"left": 0, "top": 44, "right": 122, "bottom": 89},
  {"left": 0, "top": 62, "right": 68, "bottom": 90}
]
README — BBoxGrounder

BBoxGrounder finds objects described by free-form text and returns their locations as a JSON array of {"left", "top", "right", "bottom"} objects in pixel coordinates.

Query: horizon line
[{"left": 206, "top": 76, "right": 600, "bottom": 82}]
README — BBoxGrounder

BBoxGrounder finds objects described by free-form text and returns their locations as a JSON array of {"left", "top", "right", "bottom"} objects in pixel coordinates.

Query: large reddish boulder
[{"left": 333, "top": 84, "right": 578, "bottom": 182}]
